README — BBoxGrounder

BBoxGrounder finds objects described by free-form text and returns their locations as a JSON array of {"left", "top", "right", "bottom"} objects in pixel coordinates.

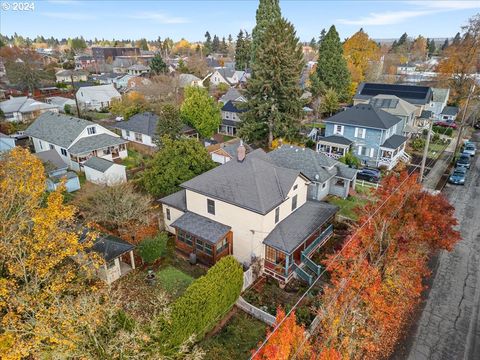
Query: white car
[{"left": 463, "top": 142, "right": 476, "bottom": 157}]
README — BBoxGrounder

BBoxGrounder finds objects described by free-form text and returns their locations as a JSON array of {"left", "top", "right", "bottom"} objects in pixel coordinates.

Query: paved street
[{"left": 407, "top": 131, "right": 480, "bottom": 360}]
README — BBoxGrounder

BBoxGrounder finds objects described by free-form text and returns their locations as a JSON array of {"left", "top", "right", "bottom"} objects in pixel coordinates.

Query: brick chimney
[{"left": 237, "top": 140, "right": 246, "bottom": 162}]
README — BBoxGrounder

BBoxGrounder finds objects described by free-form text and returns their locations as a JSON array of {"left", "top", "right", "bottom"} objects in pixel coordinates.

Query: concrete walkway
[{"left": 422, "top": 138, "right": 457, "bottom": 190}]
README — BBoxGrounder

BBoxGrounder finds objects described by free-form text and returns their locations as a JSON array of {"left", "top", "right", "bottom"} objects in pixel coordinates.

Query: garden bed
[{"left": 200, "top": 309, "right": 267, "bottom": 360}]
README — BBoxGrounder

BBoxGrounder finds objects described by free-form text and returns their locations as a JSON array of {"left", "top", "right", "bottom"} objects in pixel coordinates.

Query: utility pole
[
  {"left": 419, "top": 118, "right": 433, "bottom": 183},
  {"left": 70, "top": 73, "right": 81, "bottom": 118},
  {"left": 452, "top": 84, "right": 475, "bottom": 162}
]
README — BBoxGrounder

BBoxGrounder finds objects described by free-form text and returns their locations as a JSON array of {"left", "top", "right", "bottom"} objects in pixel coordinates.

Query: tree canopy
[
  {"left": 251, "top": 0, "right": 281, "bottom": 64},
  {"left": 150, "top": 53, "right": 168, "bottom": 75},
  {"left": 235, "top": 29, "right": 252, "bottom": 70},
  {"left": 155, "top": 103, "right": 184, "bottom": 141},
  {"left": 142, "top": 136, "right": 216, "bottom": 197}
]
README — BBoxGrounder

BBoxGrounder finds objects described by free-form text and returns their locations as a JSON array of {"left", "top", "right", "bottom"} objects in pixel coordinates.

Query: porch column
[
  {"left": 284, "top": 253, "right": 289, "bottom": 277},
  {"left": 129, "top": 250, "right": 135, "bottom": 270}
]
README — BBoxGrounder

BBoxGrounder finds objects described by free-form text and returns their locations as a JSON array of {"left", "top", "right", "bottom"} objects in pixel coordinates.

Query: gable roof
[
  {"left": 432, "top": 88, "right": 449, "bottom": 103},
  {"left": 75, "top": 84, "right": 121, "bottom": 103},
  {"left": 25, "top": 111, "right": 96, "bottom": 148},
  {"left": 159, "top": 189, "right": 187, "bottom": 211},
  {"left": 68, "top": 133, "right": 127, "bottom": 155},
  {"left": 268, "top": 145, "right": 357, "bottom": 182},
  {"left": 219, "top": 87, "right": 245, "bottom": 104},
  {"left": 83, "top": 156, "right": 116, "bottom": 172},
  {"left": 115, "top": 111, "right": 158, "bottom": 137},
  {"left": 0, "top": 96, "right": 59, "bottom": 114},
  {"left": 181, "top": 149, "right": 305, "bottom": 214},
  {"left": 171, "top": 212, "right": 231, "bottom": 244},
  {"left": 370, "top": 94, "right": 417, "bottom": 117},
  {"left": 34, "top": 149, "right": 68, "bottom": 171},
  {"left": 80, "top": 229, "right": 135, "bottom": 262},
  {"left": 263, "top": 200, "right": 338, "bottom": 253},
  {"left": 324, "top": 104, "right": 402, "bottom": 130},
  {"left": 221, "top": 100, "right": 246, "bottom": 113},
  {"left": 441, "top": 106, "right": 459, "bottom": 116},
  {"left": 179, "top": 74, "right": 201, "bottom": 88},
  {"left": 354, "top": 82, "right": 433, "bottom": 105},
  {"left": 214, "top": 67, "right": 235, "bottom": 81},
  {"left": 381, "top": 134, "right": 408, "bottom": 149}
]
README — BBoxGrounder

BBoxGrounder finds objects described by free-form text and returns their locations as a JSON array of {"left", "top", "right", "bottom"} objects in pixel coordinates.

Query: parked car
[
  {"left": 449, "top": 166, "right": 467, "bottom": 185},
  {"left": 357, "top": 168, "right": 381, "bottom": 183},
  {"left": 462, "top": 142, "right": 477, "bottom": 157},
  {"left": 436, "top": 121, "right": 458, "bottom": 129},
  {"left": 456, "top": 153, "right": 472, "bottom": 169}
]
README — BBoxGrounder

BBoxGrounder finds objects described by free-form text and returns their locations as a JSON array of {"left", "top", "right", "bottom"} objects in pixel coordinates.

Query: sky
[{"left": 1, "top": 0, "right": 480, "bottom": 42}]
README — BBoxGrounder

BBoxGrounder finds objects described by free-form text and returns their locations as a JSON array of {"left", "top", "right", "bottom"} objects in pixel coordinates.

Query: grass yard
[
  {"left": 222, "top": 135, "right": 236, "bottom": 142},
  {"left": 156, "top": 266, "right": 194, "bottom": 298},
  {"left": 122, "top": 149, "right": 145, "bottom": 169},
  {"left": 428, "top": 142, "right": 447, "bottom": 158},
  {"left": 200, "top": 310, "right": 267, "bottom": 360},
  {"left": 327, "top": 194, "right": 368, "bottom": 221},
  {"left": 84, "top": 111, "right": 112, "bottom": 121},
  {"left": 303, "top": 122, "right": 325, "bottom": 129}
]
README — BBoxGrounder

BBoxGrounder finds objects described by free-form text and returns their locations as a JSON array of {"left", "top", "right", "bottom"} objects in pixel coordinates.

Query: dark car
[
  {"left": 436, "top": 121, "right": 458, "bottom": 129},
  {"left": 449, "top": 166, "right": 467, "bottom": 185},
  {"left": 357, "top": 168, "right": 381, "bottom": 183},
  {"left": 456, "top": 153, "right": 472, "bottom": 169}
]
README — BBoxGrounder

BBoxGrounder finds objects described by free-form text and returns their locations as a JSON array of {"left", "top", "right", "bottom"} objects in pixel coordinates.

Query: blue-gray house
[
  {"left": 34, "top": 149, "right": 81, "bottom": 193},
  {"left": 317, "top": 104, "right": 410, "bottom": 170},
  {"left": 0, "top": 132, "right": 15, "bottom": 153}
]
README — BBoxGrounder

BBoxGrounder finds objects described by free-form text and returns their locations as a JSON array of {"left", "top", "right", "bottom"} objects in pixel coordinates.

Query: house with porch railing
[
  {"left": 317, "top": 104, "right": 411, "bottom": 170},
  {"left": 159, "top": 144, "right": 338, "bottom": 285}
]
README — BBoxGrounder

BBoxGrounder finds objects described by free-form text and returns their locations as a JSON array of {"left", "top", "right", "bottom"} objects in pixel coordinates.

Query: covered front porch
[
  {"left": 316, "top": 135, "right": 353, "bottom": 160},
  {"left": 378, "top": 134, "right": 410, "bottom": 170},
  {"left": 263, "top": 201, "right": 338, "bottom": 285},
  {"left": 171, "top": 211, "right": 232, "bottom": 266}
]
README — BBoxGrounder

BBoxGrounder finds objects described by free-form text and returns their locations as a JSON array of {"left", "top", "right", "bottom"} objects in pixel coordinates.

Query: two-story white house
[
  {"left": 159, "top": 146, "right": 338, "bottom": 285},
  {"left": 75, "top": 84, "right": 121, "bottom": 111},
  {"left": 25, "top": 111, "right": 128, "bottom": 172}
]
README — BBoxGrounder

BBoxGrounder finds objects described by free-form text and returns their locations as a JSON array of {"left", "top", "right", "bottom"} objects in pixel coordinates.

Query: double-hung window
[
  {"left": 166, "top": 208, "right": 171, "bottom": 221},
  {"left": 291, "top": 194, "right": 298, "bottom": 211},
  {"left": 356, "top": 127, "right": 366, "bottom": 139},
  {"left": 275, "top": 207, "right": 280, "bottom": 223},
  {"left": 207, "top": 199, "right": 215, "bottom": 215},
  {"left": 87, "top": 126, "right": 96, "bottom": 135},
  {"left": 334, "top": 125, "right": 344, "bottom": 135}
]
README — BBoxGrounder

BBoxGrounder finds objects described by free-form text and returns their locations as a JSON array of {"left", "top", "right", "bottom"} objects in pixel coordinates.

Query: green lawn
[
  {"left": 428, "top": 142, "right": 447, "bottom": 158},
  {"left": 121, "top": 149, "right": 145, "bottom": 169},
  {"left": 156, "top": 266, "right": 194, "bottom": 298},
  {"left": 84, "top": 111, "right": 111, "bottom": 120},
  {"left": 200, "top": 311, "right": 267, "bottom": 360},
  {"left": 222, "top": 135, "right": 236, "bottom": 142},
  {"left": 327, "top": 195, "right": 368, "bottom": 221},
  {"left": 303, "top": 122, "right": 326, "bottom": 129}
]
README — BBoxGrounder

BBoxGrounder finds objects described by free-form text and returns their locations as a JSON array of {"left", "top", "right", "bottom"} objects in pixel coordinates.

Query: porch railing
[
  {"left": 302, "top": 224, "right": 333, "bottom": 258},
  {"left": 301, "top": 255, "right": 321, "bottom": 276},
  {"left": 320, "top": 151, "right": 342, "bottom": 160},
  {"left": 294, "top": 264, "right": 313, "bottom": 285}
]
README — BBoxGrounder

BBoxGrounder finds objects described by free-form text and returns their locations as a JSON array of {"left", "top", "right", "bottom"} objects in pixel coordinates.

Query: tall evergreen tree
[
  {"left": 441, "top": 38, "right": 449, "bottom": 51},
  {"left": 251, "top": 0, "right": 281, "bottom": 64},
  {"left": 428, "top": 38, "right": 436, "bottom": 55},
  {"left": 235, "top": 30, "right": 251, "bottom": 70},
  {"left": 239, "top": 17, "right": 304, "bottom": 147},
  {"left": 204, "top": 31, "right": 212, "bottom": 55},
  {"left": 212, "top": 35, "right": 220, "bottom": 52},
  {"left": 452, "top": 32, "right": 461, "bottom": 45},
  {"left": 309, "top": 37, "right": 317, "bottom": 50},
  {"left": 221, "top": 36, "right": 228, "bottom": 53},
  {"left": 313, "top": 25, "right": 351, "bottom": 101},
  {"left": 318, "top": 28, "right": 327, "bottom": 46}
]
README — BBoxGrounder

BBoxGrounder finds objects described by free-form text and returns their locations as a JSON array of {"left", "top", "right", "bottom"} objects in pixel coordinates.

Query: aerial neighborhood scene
[{"left": 2, "top": 0, "right": 480, "bottom": 359}]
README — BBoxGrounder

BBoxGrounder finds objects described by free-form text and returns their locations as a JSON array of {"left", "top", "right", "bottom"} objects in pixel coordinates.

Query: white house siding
[
  {"left": 211, "top": 152, "right": 230, "bottom": 164},
  {"left": 163, "top": 206, "right": 185, "bottom": 233},
  {"left": 184, "top": 175, "right": 309, "bottom": 265},
  {"left": 120, "top": 129, "right": 155, "bottom": 147},
  {"left": 84, "top": 164, "right": 127, "bottom": 186},
  {"left": 31, "top": 137, "right": 72, "bottom": 166}
]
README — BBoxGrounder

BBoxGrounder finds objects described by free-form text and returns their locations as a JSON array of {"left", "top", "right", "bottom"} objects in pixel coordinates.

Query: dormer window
[{"left": 87, "top": 126, "right": 96, "bottom": 135}]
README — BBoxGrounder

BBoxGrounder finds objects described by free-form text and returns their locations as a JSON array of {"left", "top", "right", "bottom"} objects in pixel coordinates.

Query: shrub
[
  {"left": 411, "top": 138, "right": 425, "bottom": 151},
  {"left": 432, "top": 133, "right": 440, "bottom": 143},
  {"left": 137, "top": 233, "right": 168, "bottom": 264},
  {"left": 160, "top": 256, "right": 243, "bottom": 353},
  {"left": 339, "top": 151, "right": 361, "bottom": 168},
  {"left": 64, "top": 104, "right": 72, "bottom": 114}
]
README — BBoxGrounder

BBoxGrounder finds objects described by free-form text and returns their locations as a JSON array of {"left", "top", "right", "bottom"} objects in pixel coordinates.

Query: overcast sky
[{"left": 1, "top": 0, "right": 480, "bottom": 42}]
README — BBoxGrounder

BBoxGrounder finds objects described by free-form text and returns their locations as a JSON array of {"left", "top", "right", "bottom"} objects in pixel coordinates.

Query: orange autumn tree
[
  {"left": 315, "top": 171, "right": 460, "bottom": 359},
  {"left": 0, "top": 148, "right": 105, "bottom": 359},
  {"left": 252, "top": 308, "right": 312, "bottom": 360}
]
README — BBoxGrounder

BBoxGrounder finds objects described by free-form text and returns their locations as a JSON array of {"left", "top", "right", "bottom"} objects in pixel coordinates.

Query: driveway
[{"left": 406, "top": 131, "right": 480, "bottom": 359}]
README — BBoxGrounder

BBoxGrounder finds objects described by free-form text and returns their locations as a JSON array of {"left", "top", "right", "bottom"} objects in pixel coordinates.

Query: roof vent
[
  {"left": 237, "top": 140, "right": 246, "bottom": 162},
  {"left": 315, "top": 174, "right": 320, "bottom": 180}
]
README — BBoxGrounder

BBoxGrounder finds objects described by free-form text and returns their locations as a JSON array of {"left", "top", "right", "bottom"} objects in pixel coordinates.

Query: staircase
[{"left": 400, "top": 152, "right": 411, "bottom": 164}]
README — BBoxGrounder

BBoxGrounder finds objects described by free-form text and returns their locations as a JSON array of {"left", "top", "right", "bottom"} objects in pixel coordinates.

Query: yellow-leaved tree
[{"left": 0, "top": 148, "right": 104, "bottom": 359}]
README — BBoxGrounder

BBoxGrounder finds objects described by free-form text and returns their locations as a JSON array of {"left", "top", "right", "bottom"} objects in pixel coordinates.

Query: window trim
[
  {"left": 207, "top": 199, "right": 215, "bottom": 215},
  {"left": 334, "top": 124, "right": 344, "bottom": 135},
  {"left": 291, "top": 194, "right": 298, "bottom": 211},
  {"left": 87, "top": 126, "right": 96, "bottom": 135},
  {"left": 166, "top": 208, "right": 171, "bottom": 221},
  {"left": 275, "top": 207, "right": 280, "bottom": 223}
]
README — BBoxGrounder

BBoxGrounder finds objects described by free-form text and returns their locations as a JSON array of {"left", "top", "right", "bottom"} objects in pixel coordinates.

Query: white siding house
[
  {"left": 76, "top": 84, "right": 121, "bottom": 111},
  {"left": 84, "top": 157, "right": 127, "bottom": 185}
]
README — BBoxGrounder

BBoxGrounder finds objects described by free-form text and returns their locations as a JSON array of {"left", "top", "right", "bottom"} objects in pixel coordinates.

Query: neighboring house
[
  {"left": 431, "top": 88, "right": 450, "bottom": 119},
  {"left": 80, "top": 229, "right": 136, "bottom": 284},
  {"left": 127, "top": 64, "right": 150, "bottom": 76},
  {"left": 369, "top": 94, "right": 418, "bottom": 134},
  {"left": 46, "top": 96, "right": 76, "bottom": 113},
  {"left": 210, "top": 68, "right": 235, "bottom": 86},
  {"left": 397, "top": 63, "right": 416, "bottom": 75},
  {"left": 74, "top": 54, "right": 96, "bottom": 70},
  {"left": 113, "top": 74, "right": 135, "bottom": 90},
  {"left": 84, "top": 156, "right": 127, "bottom": 186},
  {"left": 55, "top": 69, "right": 88, "bottom": 83},
  {"left": 207, "top": 139, "right": 252, "bottom": 164},
  {"left": 353, "top": 82, "right": 433, "bottom": 117},
  {"left": 34, "top": 149, "right": 81, "bottom": 192},
  {"left": 25, "top": 111, "right": 128, "bottom": 172},
  {"left": 91, "top": 72, "right": 119, "bottom": 85},
  {"left": 0, "top": 132, "right": 15, "bottom": 152},
  {"left": 219, "top": 87, "right": 246, "bottom": 104},
  {"left": 159, "top": 146, "right": 339, "bottom": 285},
  {"left": 0, "top": 96, "right": 59, "bottom": 122},
  {"left": 269, "top": 145, "right": 357, "bottom": 200},
  {"left": 439, "top": 106, "right": 459, "bottom": 122},
  {"left": 319, "top": 104, "right": 410, "bottom": 170},
  {"left": 115, "top": 111, "right": 158, "bottom": 147},
  {"left": 76, "top": 84, "right": 121, "bottom": 111},
  {"left": 218, "top": 100, "right": 246, "bottom": 136},
  {"left": 178, "top": 74, "right": 203, "bottom": 88}
]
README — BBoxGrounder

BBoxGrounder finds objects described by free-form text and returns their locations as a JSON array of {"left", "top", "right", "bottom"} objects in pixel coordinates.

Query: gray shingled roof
[
  {"left": 381, "top": 134, "right": 408, "bottom": 149},
  {"left": 49, "top": 171, "right": 79, "bottom": 183},
  {"left": 86, "top": 233, "right": 134, "bottom": 262},
  {"left": 181, "top": 149, "right": 303, "bottom": 214},
  {"left": 318, "top": 135, "right": 353, "bottom": 146},
  {"left": 68, "top": 134, "right": 127, "bottom": 155},
  {"left": 441, "top": 106, "right": 459, "bottom": 116},
  {"left": 220, "top": 87, "right": 245, "bottom": 103},
  {"left": 115, "top": 112, "right": 158, "bottom": 137},
  {"left": 171, "top": 211, "right": 231, "bottom": 244},
  {"left": 432, "top": 88, "right": 449, "bottom": 103},
  {"left": 25, "top": 111, "right": 96, "bottom": 148},
  {"left": 335, "top": 165, "right": 357, "bottom": 180},
  {"left": 83, "top": 156, "right": 115, "bottom": 172},
  {"left": 34, "top": 149, "right": 68, "bottom": 171},
  {"left": 159, "top": 189, "right": 187, "bottom": 211},
  {"left": 263, "top": 201, "right": 338, "bottom": 253},
  {"left": 324, "top": 104, "right": 402, "bottom": 130},
  {"left": 269, "top": 145, "right": 336, "bottom": 183}
]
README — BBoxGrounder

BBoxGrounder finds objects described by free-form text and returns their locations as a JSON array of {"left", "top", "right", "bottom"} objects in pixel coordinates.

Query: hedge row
[
  {"left": 432, "top": 125, "right": 453, "bottom": 137},
  {"left": 160, "top": 255, "right": 243, "bottom": 351}
]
